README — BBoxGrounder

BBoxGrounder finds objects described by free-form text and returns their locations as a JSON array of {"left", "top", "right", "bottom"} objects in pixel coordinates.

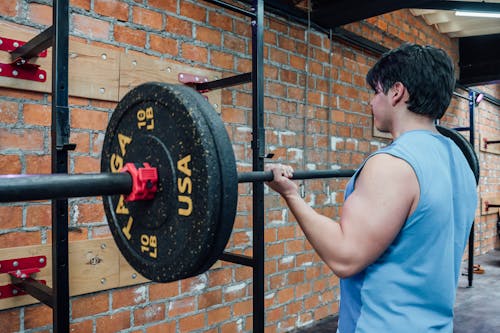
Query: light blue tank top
[{"left": 338, "top": 130, "right": 477, "bottom": 333}]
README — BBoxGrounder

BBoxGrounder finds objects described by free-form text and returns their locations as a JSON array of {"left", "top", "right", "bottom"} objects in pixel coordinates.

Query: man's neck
[{"left": 391, "top": 112, "right": 436, "bottom": 139}]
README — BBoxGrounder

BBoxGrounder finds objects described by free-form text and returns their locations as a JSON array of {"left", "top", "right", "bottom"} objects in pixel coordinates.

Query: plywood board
[
  {"left": 119, "top": 53, "right": 222, "bottom": 114},
  {"left": 0, "top": 22, "right": 120, "bottom": 101},
  {"left": 372, "top": 125, "right": 392, "bottom": 139},
  {"left": 479, "top": 134, "right": 500, "bottom": 155},
  {"left": 0, "top": 238, "right": 142, "bottom": 310}
]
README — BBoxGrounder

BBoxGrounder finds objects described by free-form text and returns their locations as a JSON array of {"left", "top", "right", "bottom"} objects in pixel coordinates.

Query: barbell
[{"left": 0, "top": 82, "right": 479, "bottom": 282}]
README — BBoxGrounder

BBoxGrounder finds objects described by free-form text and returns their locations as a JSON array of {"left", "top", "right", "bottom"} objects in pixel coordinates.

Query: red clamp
[{"left": 121, "top": 163, "right": 158, "bottom": 201}]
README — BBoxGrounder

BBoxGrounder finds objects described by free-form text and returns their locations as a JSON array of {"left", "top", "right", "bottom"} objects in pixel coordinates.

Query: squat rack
[{"left": 5, "top": 0, "right": 270, "bottom": 331}]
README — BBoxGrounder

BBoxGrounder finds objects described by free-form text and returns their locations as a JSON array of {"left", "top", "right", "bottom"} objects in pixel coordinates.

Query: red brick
[
  {"left": 114, "top": 24, "right": 147, "bottom": 48},
  {"left": 208, "top": 12, "right": 232, "bottom": 31},
  {"left": 0, "top": 205, "right": 22, "bottom": 229},
  {"left": 0, "top": 128, "right": 45, "bottom": 151},
  {"left": 211, "top": 50, "right": 234, "bottom": 70},
  {"left": 26, "top": 204, "right": 51, "bottom": 227},
  {"left": 70, "top": 320, "right": 94, "bottom": 333},
  {"left": 0, "top": 309, "right": 20, "bottom": 332},
  {"left": 26, "top": 154, "right": 51, "bottom": 174},
  {"left": 73, "top": 155, "right": 100, "bottom": 173},
  {"left": 221, "top": 107, "right": 246, "bottom": 124},
  {"left": 149, "top": 281, "right": 179, "bottom": 301},
  {"left": 73, "top": 14, "right": 111, "bottom": 40},
  {"left": 0, "top": 154, "right": 21, "bottom": 174},
  {"left": 96, "top": 311, "right": 130, "bottom": 333},
  {"left": 146, "top": 321, "right": 176, "bottom": 333},
  {"left": 28, "top": 3, "right": 52, "bottom": 26},
  {"left": 166, "top": 16, "right": 192, "bottom": 37},
  {"left": 149, "top": 34, "right": 178, "bottom": 55},
  {"left": 23, "top": 104, "right": 50, "bottom": 126},
  {"left": 0, "top": 100, "right": 18, "bottom": 124},
  {"left": 167, "top": 296, "right": 195, "bottom": 317},
  {"left": 0, "top": 1, "right": 18, "bottom": 16},
  {"left": 198, "top": 289, "right": 223, "bottom": 309},
  {"left": 71, "top": 0, "right": 91, "bottom": 11},
  {"left": 72, "top": 293, "right": 109, "bottom": 318},
  {"left": 179, "top": 312, "right": 204, "bottom": 331},
  {"left": 197, "top": 26, "right": 221, "bottom": 46},
  {"left": 70, "top": 131, "right": 90, "bottom": 153},
  {"left": 148, "top": 0, "right": 176, "bottom": 12},
  {"left": 73, "top": 202, "right": 105, "bottom": 223},
  {"left": 0, "top": 231, "right": 41, "bottom": 247},
  {"left": 133, "top": 303, "right": 165, "bottom": 325},
  {"left": 132, "top": 7, "right": 163, "bottom": 30},
  {"left": 233, "top": 299, "right": 252, "bottom": 316},
  {"left": 179, "top": 2, "right": 206, "bottom": 22},
  {"left": 25, "top": 304, "right": 52, "bottom": 329},
  {"left": 71, "top": 108, "right": 108, "bottom": 130},
  {"left": 207, "top": 306, "right": 231, "bottom": 325},
  {"left": 112, "top": 285, "right": 148, "bottom": 309},
  {"left": 181, "top": 43, "right": 208, "bottom": 63},
  {"left": 95, "top": 0, "right": 128, "bottom": 21}
]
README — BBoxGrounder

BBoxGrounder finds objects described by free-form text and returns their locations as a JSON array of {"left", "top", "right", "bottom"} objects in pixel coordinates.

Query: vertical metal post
[
  {"left": 251, "top": 0, "right": 265, "bottom": 332},
  {"left": 51, "top": 0, "right": 71, "bottom": 331},
  {"left": 467, "top": 90, "right": 475, "bottom": 287}
]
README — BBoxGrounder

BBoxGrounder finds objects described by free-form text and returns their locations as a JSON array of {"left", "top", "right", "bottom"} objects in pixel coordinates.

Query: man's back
[{"left": 338, "top": 130, "right": 477, "bottom": 333}]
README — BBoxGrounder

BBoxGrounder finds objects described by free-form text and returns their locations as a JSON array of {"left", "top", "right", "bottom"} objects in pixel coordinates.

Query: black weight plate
[
  {"left": 101, "top": 82, "right": 224, "bottom": 282},
  {"left": 173, "top": 85, "right": 238, "bottom": 276},
  {"left": 437, "top": 125, "right": 480, "bottom": 185}
]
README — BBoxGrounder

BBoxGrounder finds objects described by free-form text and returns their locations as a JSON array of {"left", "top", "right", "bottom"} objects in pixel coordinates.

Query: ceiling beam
[{"left": 311, "top": 0, "right": 432, "bottom": 27}]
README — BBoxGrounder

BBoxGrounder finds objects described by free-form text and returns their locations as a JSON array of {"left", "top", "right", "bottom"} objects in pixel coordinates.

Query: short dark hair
[{"left": 366, "top": 43, "right": 455, "bottom": 119}]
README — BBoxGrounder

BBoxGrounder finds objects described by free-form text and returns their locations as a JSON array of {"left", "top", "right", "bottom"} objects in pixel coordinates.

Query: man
[{"left": 266, "top": 43, "right": 477, "bottom": 332}]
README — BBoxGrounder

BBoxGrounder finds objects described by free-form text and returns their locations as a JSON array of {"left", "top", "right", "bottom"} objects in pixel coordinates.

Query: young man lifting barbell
[{"left": 266, "top": 43, "right": 477, "bottom": 333}]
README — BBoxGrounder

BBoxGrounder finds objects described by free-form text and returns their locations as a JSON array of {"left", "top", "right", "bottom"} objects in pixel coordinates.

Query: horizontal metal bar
[
  {"left": 453, "top": 127, "right": 471, "bottom": 132},
  {"left": 0, "top": 173, "right": 132, "bottom": 202},
  {"left": 220, "top": 251, "right": 254, "bottom": 267},
  {"left": 485, "top": 140, "right": 500, "bottom": 145},
  {"left": 237, "top": 169, "right": 356, "bottom": 183},
  {"left": 11, "top": 276, "right": 54, "bottom": 308},
  {"left": 203, "top": 0, "right": 256, "bottom": 18},
  {"left": 487, "top": 204, "right": 500, "bottom": 208},
  {"left": 196, "top": 72, "right": 252, "bottom": 92},
  {"left": 10, "top": 26, "right": 53, "bottom": 60}
]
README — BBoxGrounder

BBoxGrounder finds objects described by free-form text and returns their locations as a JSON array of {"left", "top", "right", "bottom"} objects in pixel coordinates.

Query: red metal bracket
[
  {"left": 0, "top": 62, "right": 47, "bottom": 82},
  {"left": 0, "top": 280, "right": 47, "bottom": 299},
  {"left": 178, "top": 73, "right": 209, "bottom": 85},
  {"left": 0, "top": 255, "right": 47, "bottom": 276},
  {"left": 0, "top": 36, "right": 48, "bottom": 82}
]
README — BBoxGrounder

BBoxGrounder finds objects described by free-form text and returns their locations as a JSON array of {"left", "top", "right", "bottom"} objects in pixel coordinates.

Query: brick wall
[{"left": 0, "top": 1, "right": 498, "bottom": 332}]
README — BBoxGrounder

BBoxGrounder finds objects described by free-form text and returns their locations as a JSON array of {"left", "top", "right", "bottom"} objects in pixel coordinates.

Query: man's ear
[{"left": 391, "top": 82, "right": 407, "bottom": 106}]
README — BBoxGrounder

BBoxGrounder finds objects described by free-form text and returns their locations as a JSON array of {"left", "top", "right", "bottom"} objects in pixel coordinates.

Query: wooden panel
[
  {"left": 119, "top": 53, "right": 222, "bottom": 114},
  {"left": 67, "top": 42, "right": 119, "bottom": 101},
  {"left": 0, "top": 238, "right": 142, "bottom": 310},
  {"left": 0, "top": 22, "right": 120, "bottom": 101},
  {"left": 479, "top": 134, "right": 500, "bottom": 155},
  {"left": 372, "top": 125, "right": 392, "bottom": 139},
  {"left": 480, "top": 193, "right": 500, "bottom": 215}
]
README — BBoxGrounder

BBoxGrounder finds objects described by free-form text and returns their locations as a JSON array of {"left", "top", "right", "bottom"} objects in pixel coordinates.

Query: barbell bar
[
  {"left": 0, "top": 82, "right": 479, "bottom": 283},
  {"left": 0, "top": 167, "right": 355, "bottom": 203}
]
